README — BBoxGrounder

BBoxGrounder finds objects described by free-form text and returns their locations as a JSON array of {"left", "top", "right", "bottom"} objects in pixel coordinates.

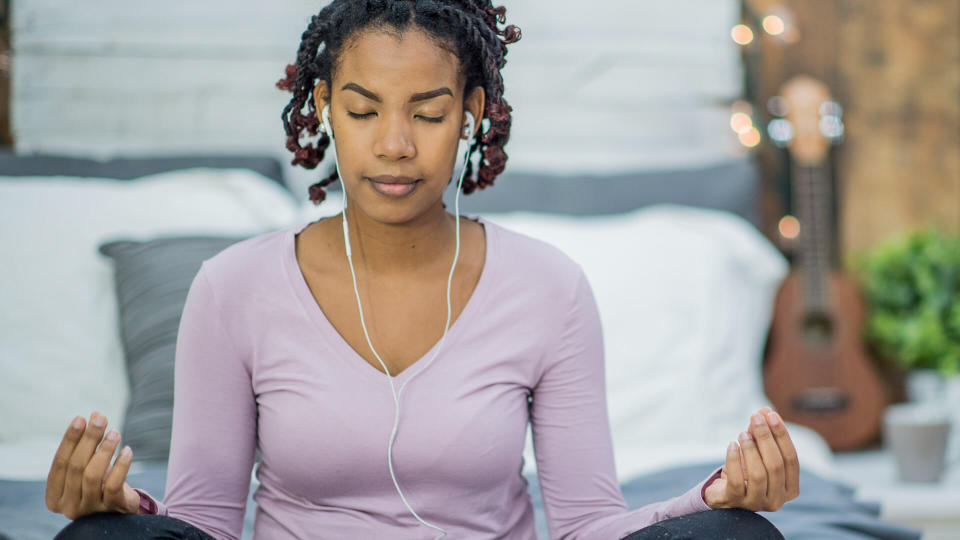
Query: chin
[{"left": 354, "top": 199, "right": 439, "bottom": 226}]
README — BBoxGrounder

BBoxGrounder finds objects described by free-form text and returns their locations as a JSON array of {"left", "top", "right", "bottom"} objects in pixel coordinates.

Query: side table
[{"left": 833, "top": 446, "right": 960, "bottom": 540}]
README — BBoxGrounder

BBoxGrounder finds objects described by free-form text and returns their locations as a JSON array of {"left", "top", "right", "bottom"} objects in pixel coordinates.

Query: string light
[
  {"left": 732, "top": 99, "right": 754, "bottom": 116},
  {"left": 765, "top": 6, "right": 800, "bottom": 44},
  {"left": 730, "top": 101, "right": 755, "bottom": 139},
  {"left": 778, "top": 216, "right": 801, "bottom": 239},
  {"left": 762, "top": 15, "right": 785, "bottom": 36},
  {"left": 738, "top": 127, "right": 762, "bottom": 148},
  {"left": 730, "top": 112, "right": 753, "bottom": 135},
  {"left": 731, "top": 24, "right": 754, "bottom": 46}
]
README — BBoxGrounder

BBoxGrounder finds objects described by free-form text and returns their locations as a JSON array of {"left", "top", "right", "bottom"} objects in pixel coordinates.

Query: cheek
[
  {"left": 331, "top": 131, "right": 370, "bottom": 176},
  {"left": 419, "top": 134, "right": 461, "bottom": 176}
]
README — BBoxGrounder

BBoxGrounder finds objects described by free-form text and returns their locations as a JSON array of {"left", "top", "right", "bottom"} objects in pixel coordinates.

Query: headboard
[
  {"left": 0, "top": 149, "right": 287, "bottom": 189},
  {"left": 444, "top": 158, "right": 762, "bottom": 227},
  {"left": 0, "top": 150, "right": 760, "bottom": 228}
]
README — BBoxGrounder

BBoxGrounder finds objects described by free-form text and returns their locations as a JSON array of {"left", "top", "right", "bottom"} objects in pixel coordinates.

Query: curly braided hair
[{"left": 277, "top": 0, "right": 521, "bottom": 205}]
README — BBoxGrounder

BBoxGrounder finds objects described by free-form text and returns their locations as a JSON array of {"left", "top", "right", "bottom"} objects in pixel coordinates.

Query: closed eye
[{"left": 346, "top": 112, "right": 445, "bottom": 123}]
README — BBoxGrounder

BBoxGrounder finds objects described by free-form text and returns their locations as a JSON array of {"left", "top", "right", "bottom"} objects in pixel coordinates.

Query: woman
[{"left": 48, "top": 1, "right": 798, "bottom": 538}]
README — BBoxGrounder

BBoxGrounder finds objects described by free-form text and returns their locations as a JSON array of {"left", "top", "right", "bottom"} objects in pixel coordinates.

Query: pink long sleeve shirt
[{"left": 137, "top": 215, "right": 716, "bottom": 539}]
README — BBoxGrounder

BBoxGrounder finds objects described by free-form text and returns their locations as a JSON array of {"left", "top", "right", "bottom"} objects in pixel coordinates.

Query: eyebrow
[{"left": 341, "top": 82, "right": 453, "bottom": 103}]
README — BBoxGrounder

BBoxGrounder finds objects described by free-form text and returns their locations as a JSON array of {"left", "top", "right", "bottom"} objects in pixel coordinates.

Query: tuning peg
[
  {"left": 767, "top": 95, "right": 789, "bottom": 117},
  {"left": 819, "top": 115, "right": 845, "bottom": 143},
  {"left": 767, "top": 118, "right": 794, "bottom": 148},
  {"left": 819, "top": 100, "right": 843, "bottom": 119}
]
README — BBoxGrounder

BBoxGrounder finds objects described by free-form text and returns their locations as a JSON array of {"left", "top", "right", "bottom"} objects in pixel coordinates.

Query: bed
[{"left": 0, "top": 149, "right": 921, "bottom": 539}]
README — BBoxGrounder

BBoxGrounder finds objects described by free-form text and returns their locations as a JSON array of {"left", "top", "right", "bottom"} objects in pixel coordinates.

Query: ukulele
[{"left": 763, "top": 75, "right": 887, "bottom": 452}]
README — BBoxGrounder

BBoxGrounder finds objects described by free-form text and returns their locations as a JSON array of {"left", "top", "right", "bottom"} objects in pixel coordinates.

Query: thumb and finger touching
[{"left": 45, "top": 413, "right": 137, "bottom": 518}]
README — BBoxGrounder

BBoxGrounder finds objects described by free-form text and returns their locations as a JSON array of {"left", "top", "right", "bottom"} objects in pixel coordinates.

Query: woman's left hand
[{"left": 703, "top": 406, "right": 800, "bottom": 511}]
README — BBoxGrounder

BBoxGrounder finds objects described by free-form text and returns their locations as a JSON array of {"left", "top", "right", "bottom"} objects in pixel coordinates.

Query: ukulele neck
[{"left": 794, "top": 162, "right": 834, "bottom": 313}]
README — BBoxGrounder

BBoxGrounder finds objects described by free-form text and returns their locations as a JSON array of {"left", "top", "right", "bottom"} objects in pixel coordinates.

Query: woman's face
[{"left": 313, "top": 28, "right": 484, "bottom": 225}]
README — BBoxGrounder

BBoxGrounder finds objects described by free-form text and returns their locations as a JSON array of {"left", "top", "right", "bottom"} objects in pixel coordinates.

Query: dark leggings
[
  {"left": 54, "top": 512, "right": 216, "bottom": 540},
  {"left": 56, "top": 508, "right": 783, "bottom": 539},
  {"left": 624, "top": 508, "right": 784, "bottom": 540}
]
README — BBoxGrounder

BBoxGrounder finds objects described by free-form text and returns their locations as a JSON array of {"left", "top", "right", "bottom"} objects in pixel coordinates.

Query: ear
[
  {"left": 313, "top": 81, "right": 330, "bottom": 124},
  {"left": 463, "top": 86, "right": 485, "bottom": 140}
]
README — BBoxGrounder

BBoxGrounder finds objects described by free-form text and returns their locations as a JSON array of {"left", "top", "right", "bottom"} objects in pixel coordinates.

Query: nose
[{"left": 372, "top": 114, "right": 416, "bottom": 161}]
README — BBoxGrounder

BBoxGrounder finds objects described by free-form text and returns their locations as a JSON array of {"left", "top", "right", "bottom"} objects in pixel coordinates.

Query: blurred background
[
  {"left": 0, "top": 1, "right": 958, "bottom": 539},
  {"left": 1, "top": 1, "right": 956, "bottom": 252}
]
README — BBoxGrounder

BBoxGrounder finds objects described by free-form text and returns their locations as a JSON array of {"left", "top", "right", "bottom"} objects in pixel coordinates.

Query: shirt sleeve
[
  {"left": 147, "top": 263, "right": 257, "bottom": 540},
  {"left": 530, "top": 269, "right": 714, "bottom": 540}
]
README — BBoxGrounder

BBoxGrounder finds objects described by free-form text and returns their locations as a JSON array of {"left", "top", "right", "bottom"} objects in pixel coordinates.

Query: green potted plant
[
  {"left": 856, "top": 225, "right": 960, "bottom": 381},
  {"left": 854, "top": 225, "right": 960, "bottom": 475}
]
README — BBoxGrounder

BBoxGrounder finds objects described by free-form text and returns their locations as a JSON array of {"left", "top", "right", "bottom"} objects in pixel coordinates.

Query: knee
[
  {"left": 55, "top": 512, "right": 130, "bottom": 539},
  {"left": 54, "top": 512, "right": 216, "bottom": 540},
  {"left": 700, "top": 508, "right": 784, "bottom": 539},
  {"left": 54, "top": 512, "right": 164, "bottom": 540},
  {"left": 626, "top": 508, "right": 784, "bottom": 540}
]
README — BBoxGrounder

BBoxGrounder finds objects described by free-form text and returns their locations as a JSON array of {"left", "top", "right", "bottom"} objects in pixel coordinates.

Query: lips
[{"left": 367, "top": 175, "right": 420, "bottom": 198}]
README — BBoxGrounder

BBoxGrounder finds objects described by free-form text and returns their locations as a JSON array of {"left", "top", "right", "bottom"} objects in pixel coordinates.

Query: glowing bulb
[
  {"left": 731, "top": 24, "right": 754, "bottom": 46},
  {"left": 738, "top": 127, "right": 761, "bottom": 147},
  {"left": 762, "top": 15, "right": 785, "bottom": 36},
  {"left": 779, "top": 216, "right": 801, "bottom": 239},
  {"left": 731, "top": 99, "right": 753, "bottom": 116},
  {"left": 730, "top": 112, "right": 754, "bottom": 134}
]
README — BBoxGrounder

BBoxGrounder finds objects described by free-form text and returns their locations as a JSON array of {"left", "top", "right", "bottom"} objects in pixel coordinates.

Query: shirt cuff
[
  {"left": 700, "top": 467, "right": 724, "bottom": 507},
  {"left": 133, "top": 488, "right": 165, "bottom": 516}
]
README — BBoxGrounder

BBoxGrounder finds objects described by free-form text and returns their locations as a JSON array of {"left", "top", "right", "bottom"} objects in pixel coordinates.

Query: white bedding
[
  {"left": 487, "top": 207, "right": 834, "bottom": 481},
  {"left": 1, "top": 172, "right": 834, "bottom": 482},
  {"left": 0, "top": 169, "right": 302, "bottom": 479}
]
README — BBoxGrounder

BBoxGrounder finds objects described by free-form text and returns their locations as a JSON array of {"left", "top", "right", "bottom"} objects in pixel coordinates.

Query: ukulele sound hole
[
  {"left": 802, "top": 312, "right": 834, "bottom": 347},
  {"left": 791, "top": 387, "right": 850, "bottom": 414}
]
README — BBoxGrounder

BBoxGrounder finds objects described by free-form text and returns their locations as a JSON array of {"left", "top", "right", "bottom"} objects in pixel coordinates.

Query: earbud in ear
[
  {"left": 463, "top": 112, "right": 476, "bottom": 141},
  {"left": 321, "top": 104, "right": 333, "bottom": 139}
]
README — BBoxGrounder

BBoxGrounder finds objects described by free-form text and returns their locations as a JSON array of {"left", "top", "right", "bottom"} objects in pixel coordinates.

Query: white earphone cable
[{"left": 329, "top": 107, "right": 473, "bottom": 539}]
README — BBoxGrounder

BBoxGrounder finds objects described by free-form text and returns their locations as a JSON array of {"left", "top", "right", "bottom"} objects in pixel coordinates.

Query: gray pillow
[{"left": 99, "top": 236, "right": 244, "bottom": 462}]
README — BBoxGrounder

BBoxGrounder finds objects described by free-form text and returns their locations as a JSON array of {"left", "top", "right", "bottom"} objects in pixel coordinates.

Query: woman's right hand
[{"left": 45, "top": 412, "right": 142, "bottom": 519}]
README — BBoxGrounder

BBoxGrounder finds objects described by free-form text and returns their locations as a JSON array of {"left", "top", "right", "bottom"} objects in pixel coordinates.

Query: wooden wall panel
[
  {"left": 747, "top": 0, "right": 960, "bottom": 259},
  {"left": 835, "top": 0, "right": 960, "bottom": 257}
]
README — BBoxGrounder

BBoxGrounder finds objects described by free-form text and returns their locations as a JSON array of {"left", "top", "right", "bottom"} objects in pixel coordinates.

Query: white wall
[{"left": 10, "top": 1, "right": 745, "bottom": 194}]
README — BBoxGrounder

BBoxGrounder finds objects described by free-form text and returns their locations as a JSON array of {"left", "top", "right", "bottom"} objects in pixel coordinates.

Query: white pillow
[
  {"left": 486, "top": 205, "right": 833, "bottom": 481},
  {"left": 0, "top": 168, "right": 299, "bottom": 479}
]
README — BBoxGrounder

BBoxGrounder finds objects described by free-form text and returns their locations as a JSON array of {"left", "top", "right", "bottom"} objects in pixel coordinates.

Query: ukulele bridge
[{"left": 791, "top": 386, "right": 850, "bottom": 413}]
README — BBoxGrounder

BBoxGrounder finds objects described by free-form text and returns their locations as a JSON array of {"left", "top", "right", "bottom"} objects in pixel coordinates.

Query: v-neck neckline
[{"left": 284, "top": 214, "right": 497, "bottom": 383}]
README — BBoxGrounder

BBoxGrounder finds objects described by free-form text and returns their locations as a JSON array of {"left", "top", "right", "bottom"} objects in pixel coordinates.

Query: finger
[
  {"left": 738, "top": 430, "right": 768, "bottom": 508},
  {"left": 103, "top": 446, "right": 133, "bottom": 511},
  {"left": 79, "top": 429, "right": 122, "bottom": 511},
  {"left": 101, "top": 447, "right": 120, "bottom": 483},
  {"left": 739, "top": 441, "right": 748, "bottom": 487},
  {"left": 749, "top": 413, "right": 785, "bottom": 507},
  {"left": 46, "top": 416, "right": 85, "bottom": 511},
  {"left": 724, "top": 441, "right": 745, "bottom": 500},
  {"left": 62, "top": 412, "right": 108, "bottom": 509},
  {"left": 766, "top": 410, "right": 800, "bottom": 498}
]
